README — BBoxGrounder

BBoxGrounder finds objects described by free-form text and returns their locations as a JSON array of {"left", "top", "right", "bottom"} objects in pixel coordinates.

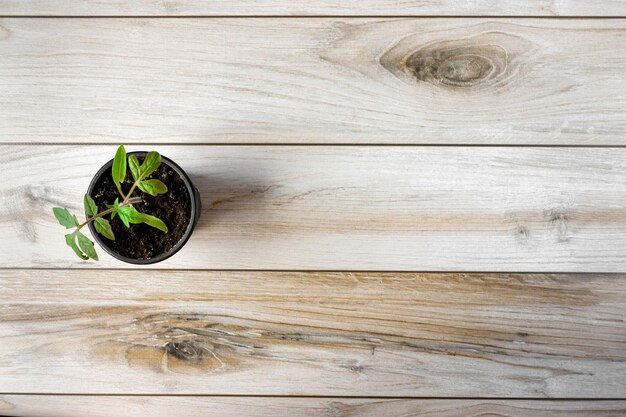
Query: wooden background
[{"left": 0, "top": 1, "right": 625, "bottom": 416}]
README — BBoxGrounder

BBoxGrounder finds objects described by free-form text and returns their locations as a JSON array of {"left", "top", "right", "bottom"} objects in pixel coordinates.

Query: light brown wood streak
[
  {"left": 2, "top": 145, "right": 626, "bottom": 271},
  {"left": 1, "top": 397, "right": 626, "bottom": 417},
  {"left": 0, "top": 270, "right": 625, "bottom": 396},
  {"left": 1, "top": 0, "right": 626, "bottom": 16},
  {"left": 0, "top": 19, "right": 625, "bottom": 144}
]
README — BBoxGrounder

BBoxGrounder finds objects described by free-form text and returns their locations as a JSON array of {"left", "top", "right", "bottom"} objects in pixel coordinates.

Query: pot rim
[{"left": 86, "top": 151, "right": 199, "bottom": 265}]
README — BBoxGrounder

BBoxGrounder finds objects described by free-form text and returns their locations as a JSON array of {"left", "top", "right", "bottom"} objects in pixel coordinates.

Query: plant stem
[
  {"left": 125, "top": 180, "right": 140, "bottom": 202},
  {"left": 76, "top": 196, "right": 142, "bottom": 232},
  {"left": 80, "top": 175, "right": 144, "bottom": 234},
  {"left": 125, "top": 196, "right": 143, "bottom": 205},
  {"left": 116, "top": 183, "right": 127, "bottom": 200},
  {"left": 119, "top": 175, "right": 145, "bottom": 208}
]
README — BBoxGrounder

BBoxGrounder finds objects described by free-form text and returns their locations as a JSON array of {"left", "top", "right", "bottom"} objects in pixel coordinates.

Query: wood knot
[
  {"left": 404, "top": 47, "right": 502, "bottom": 87},
  {"left": 381, "top": 31, "right": 530, "bottom": 91},
  {"left": 165, "top": 340, "right": 207, "bottom": 363},
  {"left": 543, "top": 206, "right": 572, "bottom": 242}
]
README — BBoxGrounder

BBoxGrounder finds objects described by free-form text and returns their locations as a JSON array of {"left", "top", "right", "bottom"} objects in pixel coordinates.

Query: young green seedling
[{"left": 53, "top": 145, "right": 169, "bottom": 261}]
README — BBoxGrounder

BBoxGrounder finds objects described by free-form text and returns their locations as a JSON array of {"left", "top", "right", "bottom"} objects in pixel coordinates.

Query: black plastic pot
[{"left": 86, "top": 151, "right": 201, "bottom": 264}]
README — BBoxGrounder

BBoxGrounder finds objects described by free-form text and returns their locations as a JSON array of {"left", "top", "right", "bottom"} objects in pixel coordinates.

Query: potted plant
[{"left": 53, "top": 145, "right": 201, "bottom": 264}]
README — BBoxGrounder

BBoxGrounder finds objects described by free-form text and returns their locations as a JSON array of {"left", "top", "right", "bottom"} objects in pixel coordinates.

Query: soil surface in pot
[{"left": 91, "top": 158, "right": 191, "bottom": 259}]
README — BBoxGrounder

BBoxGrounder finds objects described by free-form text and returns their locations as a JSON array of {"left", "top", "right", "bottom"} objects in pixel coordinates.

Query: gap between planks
[
  {"left": 1, "top": 394, "right": 625, "bottom": 399},
  {"left": 4, "top": 143, "right": 626, "bottom": 148},
  {"left": 3, "top": 267, "right": 626, "bottom": 275},
  {"left": 2, "top": 15, "right": 626, "bottom": 18}
]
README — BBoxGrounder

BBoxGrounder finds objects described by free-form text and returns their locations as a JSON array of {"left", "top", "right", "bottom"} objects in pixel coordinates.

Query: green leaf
[
  {"left": 118, "top": 205, "right": 168, "bottom": 233},
  {"left": 76, "top": 232, "right": 99, "bottom": 261},
  {"left": 84, "top": 194, "right": 98, "bottom": 216},
  {"left": 137, "top": 179, "right": 168, "bottom": 196},
  {"left": 107, "top": 198, "right": 120, "bottom": 218},
  {"left": 94, "top": 217, "right": 115, "bottom": 240},
  {"left": 140, "top": 212, "right": 168, "bottom": 233},
  {"left": 65, "top": 233, "right": 87, "bottom": 260},
  {"left": 53, "top": 207, "right": 78, "bottom": 229},
  {"left": 110, "top": 198, "right": 119, "bottom": 219},
  {"left": 118, "top": 204, "right": 144, "bottom": 228},
  {"left": 112, "top": 145, "right": 127, "bottom": 187},
  {"left": 129, "top": 154, "right": 141, "bottom": 181},
  {"left": 117, "top": 205, "right": 133, "bottom": 228},
  {"left": 139, "top": 151, "right": 161, "bottom": 178},
  {"left": 124, "top": 205, "right": 144, "bottom": 223}
]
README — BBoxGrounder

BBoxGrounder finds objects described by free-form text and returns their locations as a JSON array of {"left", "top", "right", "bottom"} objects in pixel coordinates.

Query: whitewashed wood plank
[
  {"left": 1, "top": 18, "right": 625, "bottom": 144},
  {"left": 2, "top": 145, "right": 626, "bottom": 271},
  {"left": 1, "top": 0, "right": 625, "bottom": 16},
  {"left": 1, "top": 270, "right": 624, "bottom": 396},
  {"left": 2, "top": 396, "right": 625, "bottom": 417}
]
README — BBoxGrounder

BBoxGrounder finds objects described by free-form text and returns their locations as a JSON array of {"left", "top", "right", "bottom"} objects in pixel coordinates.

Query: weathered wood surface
[
  {"left": 1, "top": 19, "right": 625, "bottom": 145},
  {"left": 2, "top": 0, "right": 626, "bottom": 16},
  {"left": 2, "top": 397, "right": 626, "bottom": 417},
  {"left": 3, "top": 145, "right": 626, "bottom": 271},
  {"left": 1, "top": 270, "right": 624, "bottom": 396}
]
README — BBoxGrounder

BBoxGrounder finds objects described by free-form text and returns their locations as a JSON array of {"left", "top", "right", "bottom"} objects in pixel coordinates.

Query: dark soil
[{"left": 90, "top": 158, "right": 191, "bottom": 259}]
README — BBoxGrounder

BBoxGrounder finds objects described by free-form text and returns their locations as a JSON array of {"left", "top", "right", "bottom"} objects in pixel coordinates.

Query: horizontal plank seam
[
  {"left": 3, "top": 143, "right": 626, "bottom": 148},
  {"left": 1, "top": 267, "right": 624, "bottom": 275},
  {"left": 0, "top": 15, "right": 625, "bottom": 19},
  {"left": 1, "top": 394, "right": 624, "bottom": 400}
]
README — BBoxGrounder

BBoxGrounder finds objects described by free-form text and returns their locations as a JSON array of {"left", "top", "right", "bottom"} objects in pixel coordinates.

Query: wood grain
[
  {"left": 1, "top": 0, "right": 626, "bottom": 16},
  {"left": 2, "top": 396, "right": 626, "bottom": 417},
  {"left": 1, "top": 270, "right": 625, "bottom": 396},
  {"left": 3, "top": 145, "right": 626, "bottom": 271},
  {"left": 1, "top": 18, "right": 625, "bottom": 145}
]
